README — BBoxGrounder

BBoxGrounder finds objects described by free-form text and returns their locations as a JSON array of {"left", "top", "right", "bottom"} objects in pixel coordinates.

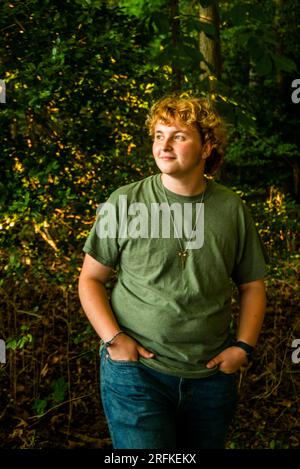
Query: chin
[
  {"left": 156, "top": 162, "right": 177, "bottom": 174},
  {"left": 157, "top": 167, "right": 176, "bottom": 175}
]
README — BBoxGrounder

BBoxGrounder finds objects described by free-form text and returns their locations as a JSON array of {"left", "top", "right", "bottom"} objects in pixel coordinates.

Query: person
[{"left": 78, "top": 95, "right": 268, "bottom": 449}]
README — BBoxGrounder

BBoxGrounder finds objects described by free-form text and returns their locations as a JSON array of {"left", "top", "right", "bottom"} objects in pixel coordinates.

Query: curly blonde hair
[{"left": 146, "top": 95, "right": 227, "bottom": 175}]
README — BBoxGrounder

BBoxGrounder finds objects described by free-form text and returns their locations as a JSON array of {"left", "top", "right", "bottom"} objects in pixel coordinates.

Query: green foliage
[
  {"left": 226, "top": 127, "right": 298, "bottom": 169},
  {"left": 6, "top": 326, "right": 33, "bottom": 351},
  {"left": 32, "top": 399, "right": 48, "bottom": 416},
  {"left": 249, "top": 189, "right": 298, "bottom": 263},
  {"left": 120, "top": 0, "right": 167, "bottom": 17},
  {"left": 0, "top": 0, "right": 161, "bottom": 282},
  {"left": 32, "top": 377, "right": 68, "bottom": 416},
  {"left": 51, "top": 377, "right": 68, "bottom": 404}
]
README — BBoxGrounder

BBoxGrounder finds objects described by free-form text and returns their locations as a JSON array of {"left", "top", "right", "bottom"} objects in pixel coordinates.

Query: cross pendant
[{"left": 178, "top": 250, "right": 188, "bottom": 269}]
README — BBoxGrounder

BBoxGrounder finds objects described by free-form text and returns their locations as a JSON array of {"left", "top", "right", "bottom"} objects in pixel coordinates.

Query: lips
[{"left": 159, "top": 154, "right": 176, "bottom": 159}]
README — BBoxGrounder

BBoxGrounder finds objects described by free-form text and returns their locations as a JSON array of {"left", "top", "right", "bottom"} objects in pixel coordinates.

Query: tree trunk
[
  {"left": 198, "top": 2, "right": 224, "bottom": 180},
  {"left": 274, "top": 0, "right": 285, "bottom": 96},
  {"left": 169, "top": 0, "right": 182, "bottom": 91},
  {"left": 199, "top": 3, "right": 222, "bottom": 81}
]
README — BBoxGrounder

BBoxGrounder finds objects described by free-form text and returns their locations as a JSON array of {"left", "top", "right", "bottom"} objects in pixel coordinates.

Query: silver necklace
[{"left": 162, "top": 179, "right": 206, "bottom": 269}]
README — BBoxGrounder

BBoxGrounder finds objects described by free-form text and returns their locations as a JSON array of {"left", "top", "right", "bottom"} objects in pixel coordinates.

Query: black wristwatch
[{"left": 234, "top": 341, "right": 254, "bottom": 359}]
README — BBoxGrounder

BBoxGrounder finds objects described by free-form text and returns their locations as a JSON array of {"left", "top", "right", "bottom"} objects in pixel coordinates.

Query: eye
[
  {"left": 154, "top": 134, "right": 163, "bottom": 141},
  {"left": 174, "top": 134, "right": 185, "bottom": 141}
]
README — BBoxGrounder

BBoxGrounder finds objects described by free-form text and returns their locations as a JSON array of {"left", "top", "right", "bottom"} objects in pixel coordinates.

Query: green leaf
[
  {"left": 272, "top": 55, "right": 297, "bottom": 73},
  {"left": 6, "top": 339, "right": 17, "bottom": 350},
  {"left": 33, "top": 399, "right": 48, "bottom": 415},
  {"left": 51, "top": 377, "right": 68, "bottom": 404},
  {"left": 17, "top": 334, "right": 33, "bottom": 349},
  {"left": 255, "top": 53, "right": 273, "bottom": 76}
]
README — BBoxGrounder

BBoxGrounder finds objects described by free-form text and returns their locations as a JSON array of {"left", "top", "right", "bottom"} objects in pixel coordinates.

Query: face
[{"left": 152, "top": 119, "right": 209, "bottom": 178}]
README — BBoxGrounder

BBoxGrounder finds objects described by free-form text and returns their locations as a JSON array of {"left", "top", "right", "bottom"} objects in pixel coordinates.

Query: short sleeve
[
  {"left": 231, "top": 203, "right": 269, "bottom": 286},
  {"left": 82, "top": 192, "right": 120, "bottom": 267}
]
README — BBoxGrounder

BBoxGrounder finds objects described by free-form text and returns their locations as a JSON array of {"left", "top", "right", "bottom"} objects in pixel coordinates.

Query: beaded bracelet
[{"left": 104, "top": 331, "right": 125, "bottom": 348}]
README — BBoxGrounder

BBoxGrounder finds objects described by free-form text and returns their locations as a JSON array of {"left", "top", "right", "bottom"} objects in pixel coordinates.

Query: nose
[{"left": 161, "top": 136, "right": 173, "bottom": 150}]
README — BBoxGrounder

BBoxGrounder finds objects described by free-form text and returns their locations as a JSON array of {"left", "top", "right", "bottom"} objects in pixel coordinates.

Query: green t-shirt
[{"left": 83, "top": 174, "right": 268, "bottom": 378}]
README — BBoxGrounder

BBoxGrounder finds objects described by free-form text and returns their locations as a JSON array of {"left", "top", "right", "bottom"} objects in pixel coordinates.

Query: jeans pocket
[
  {"left": 106, "top": 354, "right": 140, "bottom": 367},
  {"left": 102, "top": 354, "right": 142, "bottom": 389}
]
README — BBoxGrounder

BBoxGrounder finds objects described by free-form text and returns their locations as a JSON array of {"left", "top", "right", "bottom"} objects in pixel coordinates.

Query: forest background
[{"left": 0, "top": 0, "right": 299, "bottom": 449}]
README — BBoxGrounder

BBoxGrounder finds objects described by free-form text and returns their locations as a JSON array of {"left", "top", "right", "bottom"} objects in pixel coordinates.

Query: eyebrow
[{"left": 154, "top": 130, "right": 187, "bottom": 134}]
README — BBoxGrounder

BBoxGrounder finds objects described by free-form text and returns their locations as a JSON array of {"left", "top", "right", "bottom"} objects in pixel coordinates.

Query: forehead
[{"left": 154, "top": 119, "right": 194, "bottom": 134}]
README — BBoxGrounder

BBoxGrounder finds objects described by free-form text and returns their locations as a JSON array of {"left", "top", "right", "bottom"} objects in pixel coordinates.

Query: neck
[{"left": 161, "top": 173, "right": 207, "bottom": 196}]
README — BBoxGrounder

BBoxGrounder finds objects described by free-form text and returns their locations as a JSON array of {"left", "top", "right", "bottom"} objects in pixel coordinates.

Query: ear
[{"left": 202, "top": 142, "right": 213, "bottom": 160}]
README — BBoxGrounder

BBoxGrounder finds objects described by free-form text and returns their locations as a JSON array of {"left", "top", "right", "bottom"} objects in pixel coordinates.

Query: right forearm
[
  {"left": 78, "top": 277, "right": 121, "bottom": 342},
  {"left": 78, "top": 254, "right": 154, "bottom": 361}
]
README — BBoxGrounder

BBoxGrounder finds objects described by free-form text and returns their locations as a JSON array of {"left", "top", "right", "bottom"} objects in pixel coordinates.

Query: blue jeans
[{"left": 100, "top": 349, "right": 237, "bottom": 449}]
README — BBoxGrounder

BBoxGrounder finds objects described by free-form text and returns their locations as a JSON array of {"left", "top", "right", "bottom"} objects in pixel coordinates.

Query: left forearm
[
  {"left": 237, "top": 279, "right": 267, "bottom": 347},
  {"left": 207, "top": 279, "right": 267, "bottom": 372}
]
